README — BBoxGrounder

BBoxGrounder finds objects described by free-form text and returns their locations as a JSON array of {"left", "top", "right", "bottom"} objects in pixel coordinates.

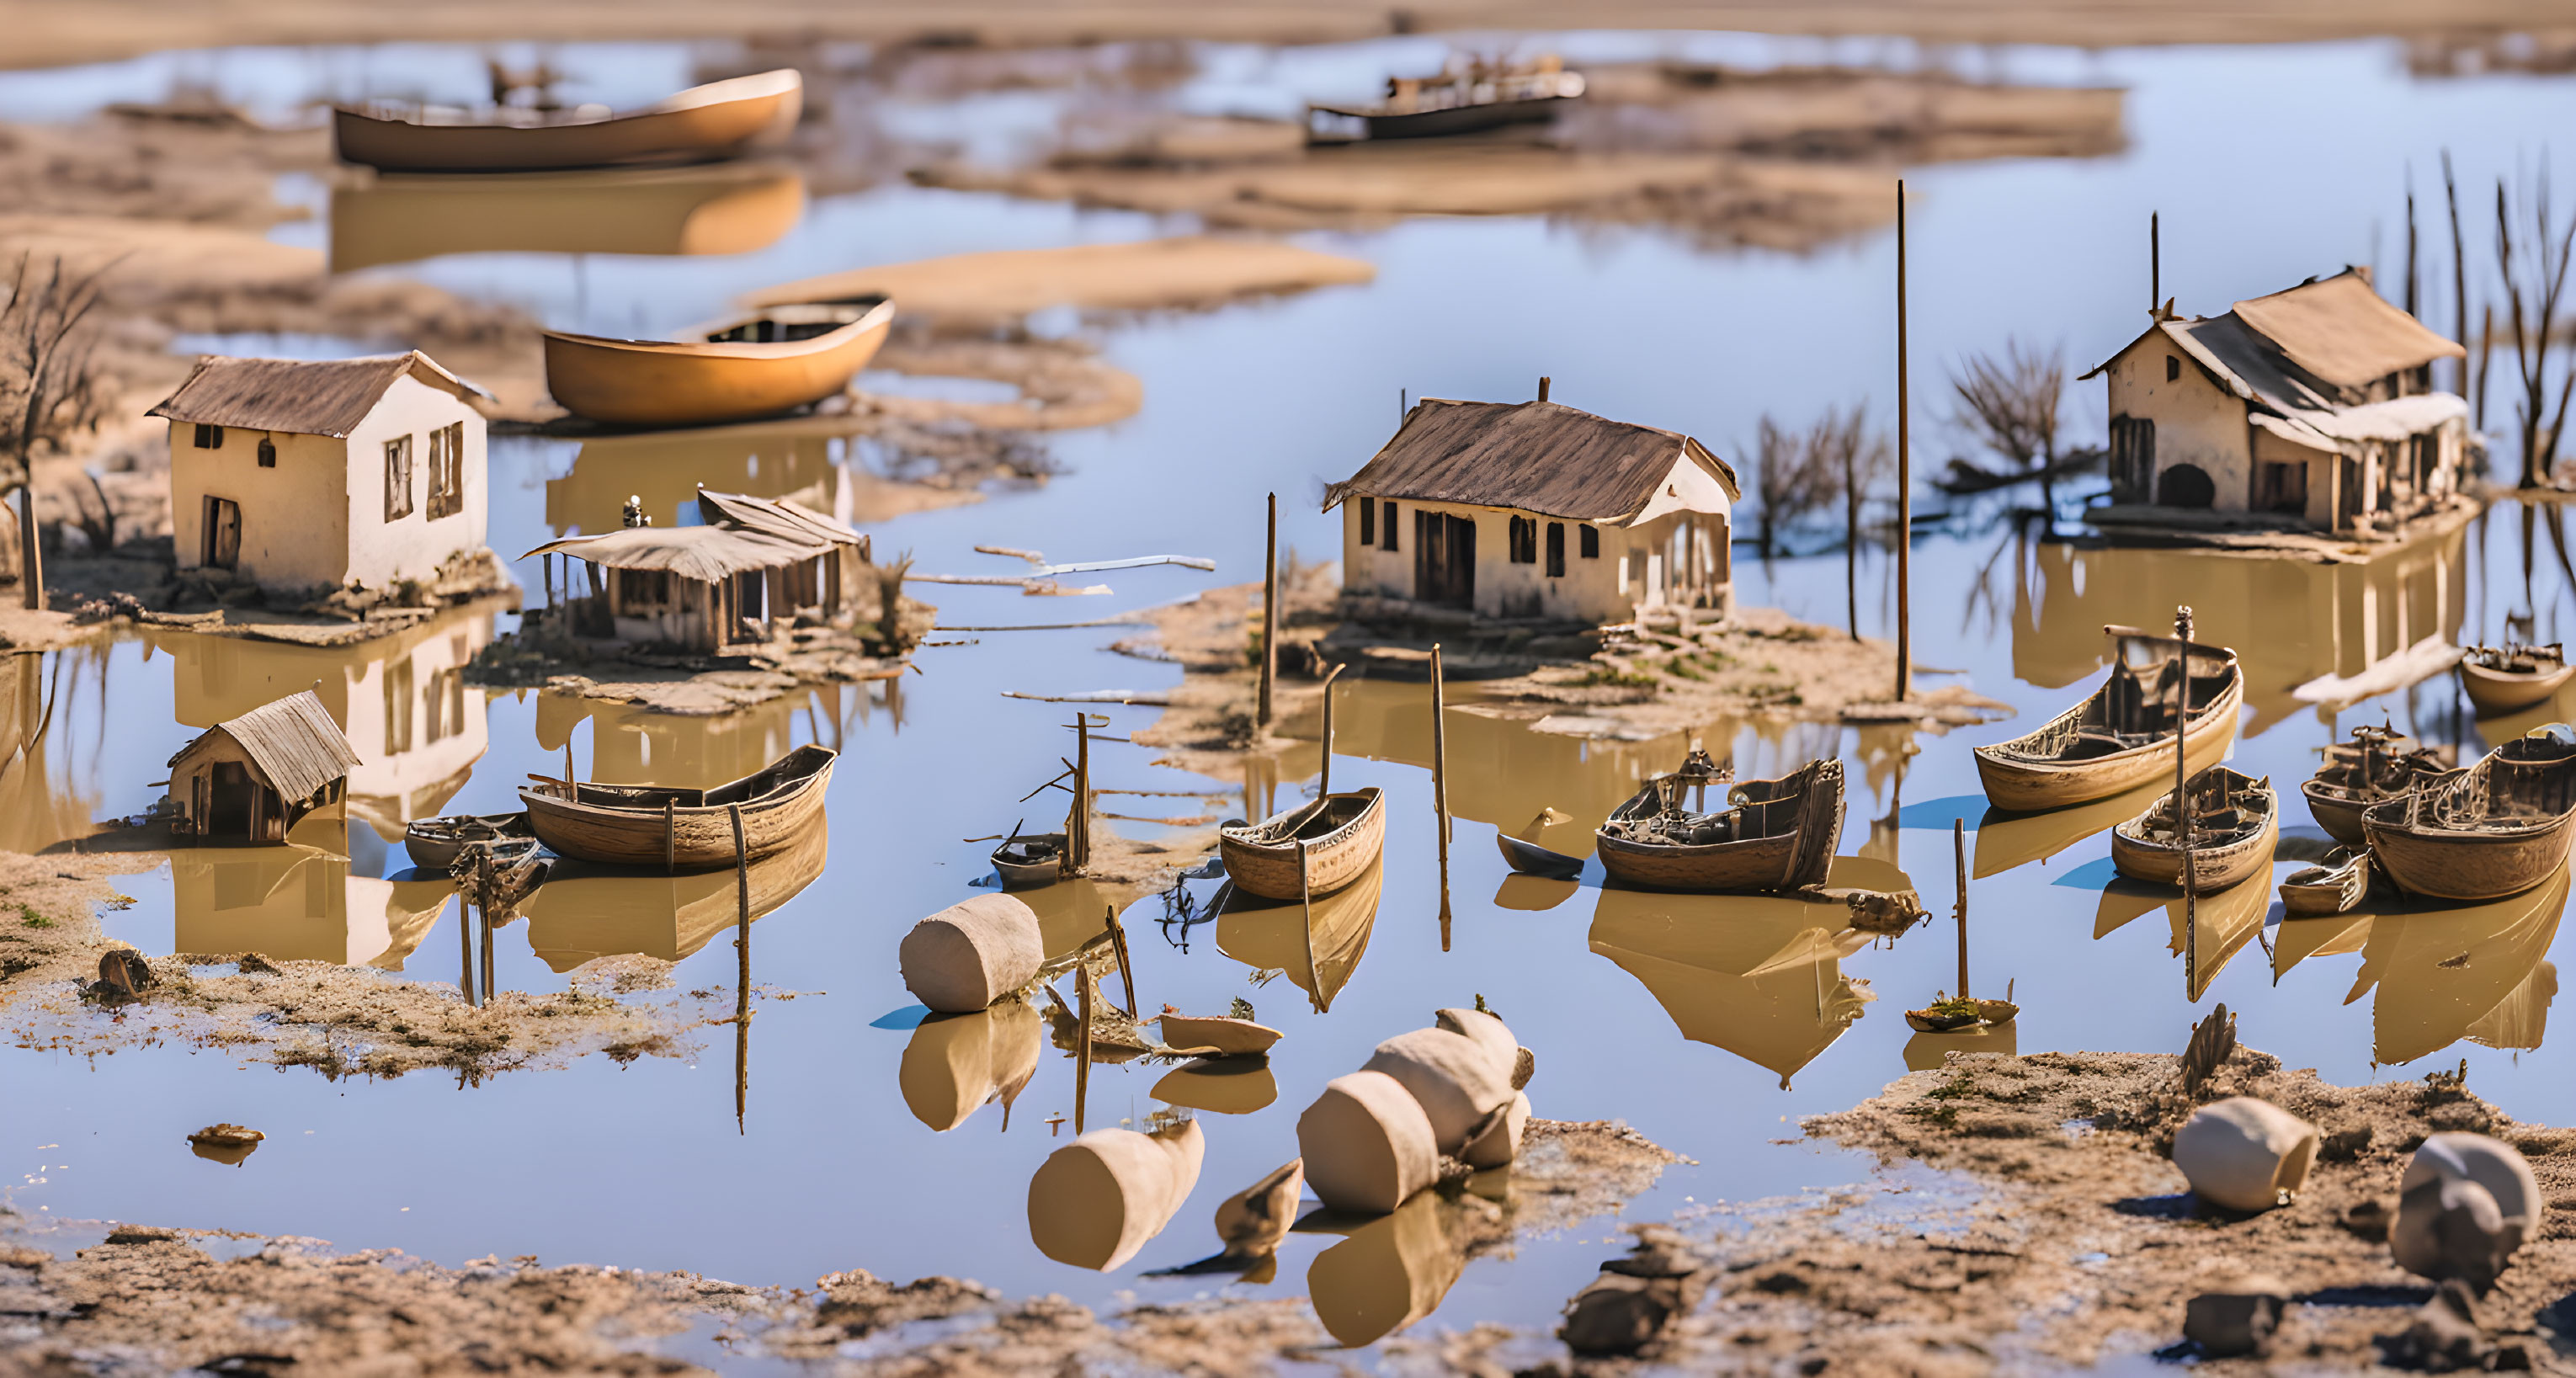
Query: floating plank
[{"left": 1001, "top": 689, "right": 1174, "bottom": 705}]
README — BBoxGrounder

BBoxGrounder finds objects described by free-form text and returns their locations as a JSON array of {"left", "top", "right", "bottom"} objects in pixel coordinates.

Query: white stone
[{"left": 2172, "top": 1097, "right": 2318, "bottom": 1213}]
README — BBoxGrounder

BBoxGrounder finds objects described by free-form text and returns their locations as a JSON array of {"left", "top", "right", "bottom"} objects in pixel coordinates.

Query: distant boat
[
  {"left": 519, "top": 744, "right": 835, "bottom": 869},
  {"left": 2110, "top": 766, "right": 2279, "bottom": 891},
  {"left": 1975, "top": 625, "right": 2243, "bottom": 812},
  {"left": 1305, "top": 56, "right": 1583, "bottom": 142},
  {"left": 2302, "top": 725, "right": 2447, "bottom": 846},
  {"left": 333, "top": 69, "right": 801, "bottom": 173},
  {"left": 542, "top": 296, "right": 894, "bottom": 428},
  {"left": 2461, "top": 642, "right": 2573, "bottom": 716},
  {"left": 1594, "top": 758, "right": 1844, "bottom": 894},
  {"left": 2279, "top": 846, "right": 2371, "bottom": 918},
  {"left": 2365, "top": 727, "right": 2576, "bottom": 901},
  {"left": 402, "top": 811, "right": 536, "bottom": 871}
]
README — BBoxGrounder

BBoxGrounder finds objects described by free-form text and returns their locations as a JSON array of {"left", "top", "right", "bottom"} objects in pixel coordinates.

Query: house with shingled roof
[
  {"left": 148, "top": 350, "right": 492, "bottom": 593},
  {"left": 2082, "top": 269, "right": 2471, "bottom": 535},
  {"left": 1325, "top": 396, "right": 1738, "bottom": 625}
]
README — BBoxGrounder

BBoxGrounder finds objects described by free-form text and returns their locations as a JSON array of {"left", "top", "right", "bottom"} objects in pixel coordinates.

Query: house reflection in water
[
  {"left": 536, "top": 677, "right": 892, "bottom": 790},
  {"left": 545, "top": 417, "right": 982, "bottom": 539},
  {"left": 152, "top": 604, "right": 501, "bottom": 841},
  {"left": 172, "top": 835, "right": 454, "bottom": 968}
]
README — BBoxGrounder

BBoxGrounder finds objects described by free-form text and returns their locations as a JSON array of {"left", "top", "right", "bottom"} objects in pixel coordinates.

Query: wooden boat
[
  {"left": 1218, "top": 789, "right": 1386, "bottom": 900},
  {"left": 991, "top": 832, "right": 1065, "bottom": 891},
  {"left": 518, "top": 744, "right": 835, "bottom": 869},
  {"left": 542, "top": 296, "right": 894, "bottom": 428},
  {"left": 1495, "top": 806, "right": 1582, "bottom": 880},
  {"left": 1594, "top": 758, "right": 1843, "bottom": 894},
  {"left": 2364, "top": 727, "right": 2576, "bottom": 901},
  {"left": 2462, "top": 641, "right": 2574, "bottom": 716},
  {"left": 1306, "top": 57, "right": 1583, "bottom": 142},
  {"left": 2280, "top": 847, "right": 2371, "bottom": 918},
  {"left": 2109, "top": 766, "right": 2279, "bottom": 890},
  {"left": 403, "top": 811, "right": 535, "bottom": 870},
  {"left": 1903, "top": 992, "right": 2020, "bottom": 1034},
  {"left": 1973, "top": 626, "right": 2243, "bottom": 812},
  {"left": 2303, "top": 725, "right": 2450, "bottom": 846},
  {"left": 333, "top": 69, "right": 801, "bottom": 173}
]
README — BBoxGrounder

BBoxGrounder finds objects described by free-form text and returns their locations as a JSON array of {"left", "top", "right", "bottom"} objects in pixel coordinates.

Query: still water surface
[{"left": 8, "top": 29, "right": 2576, "bottom": 1352}]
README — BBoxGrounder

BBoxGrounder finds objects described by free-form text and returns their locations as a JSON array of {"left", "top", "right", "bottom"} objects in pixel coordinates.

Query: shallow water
[{"left": 8, "top": 28, "right": 2576, "bottom": 1356}]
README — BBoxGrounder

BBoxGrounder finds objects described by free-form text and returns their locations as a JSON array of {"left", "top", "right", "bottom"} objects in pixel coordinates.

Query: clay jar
[
  {"left": 1298, "top": 1071, "right": 1440, "bottom": 1214},
  {"left": 1363, "top": 1028, "right": 1514, "bottom": 1155},
  {"left": 1026, "top": 1119, "right": 1206, "bottom": 1271},
  {"left": 2392, "top": 1134, "right": 2545, "bottom": 1287},
  {"left": 2171, "top": 1097, "right": 2318, "bottom": 1213},
  {"left": 899, "top": 893, "right": 1041, "bottom": 1013}
]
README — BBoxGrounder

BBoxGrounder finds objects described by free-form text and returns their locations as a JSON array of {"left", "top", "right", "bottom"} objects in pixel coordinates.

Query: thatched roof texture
[
  {"left": 170, "top": 689, "right": 360, "bottom": 802},
  {"left": 1323, "top": 399, "right": 1738, "bottom": 524},
  {"left": 694, "top": 489, "right": 863, "bottom": 548},
  {"left": 147, "top": 351, "right": 491, "bottom": 439},
  {"left": 2229, "top": 270, "right": 2464, "bottom": 388},
  {"left": 523, "top": 524, "right": 825, "bottom": 584}
]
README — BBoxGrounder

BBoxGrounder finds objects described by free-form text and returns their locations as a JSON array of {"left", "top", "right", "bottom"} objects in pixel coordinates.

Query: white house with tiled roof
[{"left": 148, "top": 351, "right": 491, "bottom": 593}]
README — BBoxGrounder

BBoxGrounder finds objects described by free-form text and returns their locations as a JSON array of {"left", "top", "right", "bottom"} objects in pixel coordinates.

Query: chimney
[{"left": 1537, "top": 376, "right": 1551, "bottom": 403}]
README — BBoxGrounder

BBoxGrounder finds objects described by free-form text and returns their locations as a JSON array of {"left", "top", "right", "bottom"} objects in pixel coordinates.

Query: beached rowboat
[
  {"left": 2110, "top": 766, "right": 2279, "bottom": 890},
  {"left": 1974, "top": 625, "right": 2243, "bottom": 812},
  {"left": 519, "top": 744, "right": 835, "bottom": 869},
  {"left": 2280, "top": 847, "right": 2371, "bottom": 918},
  {"left": 991, "top": 833, "right": 1066, "bottom": 891},
  {"left": 543, "top": 296, "right": 893, "bottom": 428},
  {"left": 333, "top": 69, "right": 801, "bottom": 173},
  {"left": 2461, "top": 642, "right": 2573, "bottom": 716},
  {"left": 403, "top": 811, "right": 535, "bottom": 871},
  {"left": 2302, "top": 725, "right": 2449, "bottom": 846},
  {"left": 2364, "top": 726, "right": 2576, "bottom": 901},
  {"left": 1219, "top": 789, "right": 1387, "bottom": 900},
  {"left": 1594, "top": 758, "right": 1844, "bottom": 894}
]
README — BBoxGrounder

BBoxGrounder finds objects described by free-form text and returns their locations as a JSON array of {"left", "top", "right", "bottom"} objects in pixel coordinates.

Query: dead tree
[
  {"left": 1947, "top": 341, "right": 2068, "bottom": 515},
  {"left": 0, "top": 256, "right": 115, "bottom": 611},
  {"left": 1812, "top": 404, "right": 1891, "bottom": 641},
  {"left": 1750, "top": 414, "right": 1837, "bottom": 558},
  {"left": 2495, "top": 170, "right": 2576, "bottom": 488}
]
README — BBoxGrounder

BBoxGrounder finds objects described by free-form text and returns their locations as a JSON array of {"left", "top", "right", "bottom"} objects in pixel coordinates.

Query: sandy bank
[{"left": 748, "top": 236, "right": 1376, "bottom": 327}]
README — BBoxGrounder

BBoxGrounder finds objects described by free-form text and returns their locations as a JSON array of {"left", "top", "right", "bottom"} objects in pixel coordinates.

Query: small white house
[
  {"left": 149, "top": 351, "right": 492, "bottom": 593},
  {"left": 1324, "top": 397, "right": 1738, "bottom": 624},
  {"left": 2083, "top": 269, "right": 2469, "bottom": 534}
]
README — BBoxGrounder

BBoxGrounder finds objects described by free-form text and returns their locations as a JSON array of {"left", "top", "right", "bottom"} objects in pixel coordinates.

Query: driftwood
[
  {"left": 1000, "top": 689, "right": 1173, "bottom": 705},
  {"left": 2181, "top": 1002, "right": 2238, "bottom": 1093},
  {"left": 974, "top": 545, "right": 1216, "bottom": 575}
]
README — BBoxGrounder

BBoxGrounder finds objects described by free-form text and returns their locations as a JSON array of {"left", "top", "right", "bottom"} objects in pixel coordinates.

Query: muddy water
[{"left": 10, "top": 31, "right": 2576, "bottom": 1353}]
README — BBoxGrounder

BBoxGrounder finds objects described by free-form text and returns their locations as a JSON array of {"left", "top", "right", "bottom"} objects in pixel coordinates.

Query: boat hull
[
  {"left": 2365, "top": 811, "right": 2576, "bottom": 902},
  {"left": 542, "top": 307, "right": 890, "bottom": 428},
  {"left": 518, "top": 748, "right": 834, "bottom": 869},
  {"left": 403, "top": 812, "right": 535, "bottom": 871},
  {"left": 2462, "top": 660, "right": 2576, "bottom": 716},
  {"left": 333, "top": 72, "right": 800, "bottom": 173},
  {"left": 1975, "top": 673, "right": 2243, "bottom": 812},
  {"left": 1594, "top": 761, "right": 1844, "bottom": 895},
  {"left": 2108, "top": 770, "right": 2279, "bottom": 890},
  {"left": 1221, "top": 789, "right": 1386, "bottom": 901},
  {"left": 993, "top": 834, "right": 1066, "bottom": 891},
  {"left": 2302, "top": 779, "right": 2376, "bottom": 847},
  {"left": 2280, "top": 852, "right": 2370, "bottom": 918},
  {"left": 1354, "top": 94, "right": 1574, "bottom": 140},
  {"left": 1496, "top": 831, "right": 1583, "bottom": 880}
]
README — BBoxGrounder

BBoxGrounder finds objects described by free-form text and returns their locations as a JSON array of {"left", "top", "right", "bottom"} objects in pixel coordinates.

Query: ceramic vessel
[
  {"left": 898, "top": 893, "right": 1041, "bottom": 1013},
  {"left": 2171, "top": 1096, "right": 2318, "bottom": 1213}
]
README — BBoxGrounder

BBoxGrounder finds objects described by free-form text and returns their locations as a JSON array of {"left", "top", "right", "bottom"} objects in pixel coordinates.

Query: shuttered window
[
  {"left": 1579, "top": 524, "right": 1599, "bottom": 558},
  {"left": 426, "top": 422, "right": 466, "bottom": 520},
  {"left": 1508, "top": 515, "right": 1538, "bottom": 563},
  {"left": 1381, "top": 502, "right": 1398, "bottom": 551},
  {"left": 1546, "top": 522, "right": 1565, "bottom": 577},
  {"left": 384, "top": 435, "right": 414, "bottom": 521},
  {"left": 1358, "top": 497, "right": 1375, "bottom": 547}
]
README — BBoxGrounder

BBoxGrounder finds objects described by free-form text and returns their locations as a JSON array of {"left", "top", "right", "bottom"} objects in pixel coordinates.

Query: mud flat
[{"left": 0, "top": 1120, "right": 1680, "bottom": 1371}]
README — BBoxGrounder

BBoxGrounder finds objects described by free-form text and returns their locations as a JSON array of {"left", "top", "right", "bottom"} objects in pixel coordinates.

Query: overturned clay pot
[
  {"left": 2399, "top": 1134, "right": 2543, "bottom": 1255},
  {"left": 2393, "top": 1171, "right": 2510, "bottom": 1293},
  {"left": 1026, "top": 1119, "right": 1205, "bottom": 1271},
  {"left": 2172, "top": 1096, "right": 2318, "bottom": 1213},
  {"left": 1461, "top": 1091, "right": 1531, "bottom": 1170},
  {"left": 1362, "top": 1027, "right": 1514, "bottom": 1156},
  {"left": 899, "top": 893, "right": 1042, "bottom": 1014},
  {"left": 1298, "top": 1070, "right": 1440, "bottom": 1215}
]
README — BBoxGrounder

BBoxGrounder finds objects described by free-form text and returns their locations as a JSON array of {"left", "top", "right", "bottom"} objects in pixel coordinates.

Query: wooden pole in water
[
  {"left": 458, "top": 885, "right": 475, "bottom": 1007},
  {"left": 1894, "top": 178, "right": 1913, "bottom": 705},
  {"left": 1317, "top": 662, "right": 1344, "bottom": 797},
  {"left": 1431, "top": 642, "right": 1452, "bottom": 950},
  {"left": 1953, "top": 818, "right": 1969, "bottom": 999},
  {"left": 732, "top": 802, "right": 750, "bottom": 1133},
  {"left": 1074, "top": 966, "right": 1093, "bottom": 1135},
  {"left": 477, "top": 849, "right": 494, "bottom": 1000},
  {"left": 1258, "top": 492, "right": 1279, "bottom": 730},
  {"left": 663, "top": 798, "right": 676, "bottom": 875},
  {"left": 2175, "top": 606, "right": 2197, "bottom": 984},
  {"left": 564, "top": 742, "right": 577, "bottom": 803},
  {"left": 2150, "top": 210, "right": 2160, "bottom": 312},
  {"left": 1104, "top": 905, "right": 1136, "bottom": 1019},
  {"left": 1071, "top": 715, "right": 1092, "bottom": 874}
]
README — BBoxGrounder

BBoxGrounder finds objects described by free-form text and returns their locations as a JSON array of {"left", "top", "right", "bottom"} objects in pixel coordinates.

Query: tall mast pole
[{"left": 1894, "top": 178, "right": 1912, "bottom": 704}]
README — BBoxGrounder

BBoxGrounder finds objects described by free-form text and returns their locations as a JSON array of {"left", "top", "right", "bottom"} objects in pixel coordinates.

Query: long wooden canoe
[
  {"left": 2462, "top": 642, "right": 2573, "bottom": 716},
  {"left": 543, "top": 296, "right": 894, "bottom": 428},
  {"left": 519, "top": 743, "right": 834, "bottom": 869},
  {"left": 1219, "top": 787, "right": 1386, "bottom": 901},
  {"left": 1594, "top": 758, "right": 1844, "bottom": 894},
  {"left": 2302, "top": 726, "right": 2448, "bottom": 846},
  {"left": 1974, "top": 626, "right": 2243, "bottom": 812},
  {"left": 2109, "top": 766, "right": 2278, "bottom": 890},
  {"left": 333, "top": 69, "right": 801, "bottom": 173},
  {"left": 2365, "top": 727, "right": 2576, "bottom": 901}
]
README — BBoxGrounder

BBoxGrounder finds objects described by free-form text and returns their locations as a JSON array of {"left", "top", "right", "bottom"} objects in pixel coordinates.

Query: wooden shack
[
  {"left": 524, "top": 488, "right": 867, "bottom": 652},
  {"left": 168, "top": 689, "right": 361, "bottom": 843}
]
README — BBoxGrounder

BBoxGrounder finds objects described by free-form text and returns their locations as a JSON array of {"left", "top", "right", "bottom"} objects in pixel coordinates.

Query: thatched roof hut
[{"left": 168, "top": 689, "right": 359, "bottom": 843}]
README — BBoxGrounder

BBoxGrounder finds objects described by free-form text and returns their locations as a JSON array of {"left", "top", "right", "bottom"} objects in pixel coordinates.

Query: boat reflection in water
[
  {"left": 1216, "top": 857, "right": 1383, "bottom": 1013},
  {"left": 2335, "top": 863, "right": 2568, "bottom": 1065},
  {"left": 1150, "top": 1056, "right": 1279, "bottom": 1116},
  {"left": 330, "top": 163, "right": 806, "bottom": 272},
  {"left": 518, "top": 820, "right": 827, "bottom": 971},
  {"left": 2089, "top": 867, "right": 2274, "bottom": 1001},
  {"left": 1974, "top": 776, "right": 2169, "bottom": 880},
  {"left": 152, "top": 604, "right": 502, "bottom": 843},
  {"left": 1903, "top": 1021, "right": 2019, "bottom": 1072},
  {"left": 1589, "top": 856, "right": 1905, "bottom": 1088},
  {"left": 901, "top": 997, "right": 1041, "bottom": 1132},
  {"left": 1300, "top": 1187, "right": 1479, "bottom": 1347},
  {"left": 172, "top": 838, "right": 454, "bottom": 968}
]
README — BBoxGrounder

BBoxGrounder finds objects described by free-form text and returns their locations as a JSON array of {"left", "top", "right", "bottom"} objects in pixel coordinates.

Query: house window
[
  {"left": 384, "top": 435, "right": 414, "bottom": 520},
  {"left": 194, "top": 423, "right": 223, "bottom": 450},
  {"left": 1359, "top": 497, "right": 1375, "bottom": 547},
  {"left": 1579, "top": 524, "right": 1599, "bottom": 559},
  {"left": 1381, "top": 502, "right": 1398, "bottom": 551},
  {"left": 426, "top": 422, "right": 465, "bottom": 520},
  {"left": 383, "top": 657, "right": 415, "bottom": 756},
  {"left": 1546, "top": 522, "right": 1566, "bottom": 577},
  {"left": 2166, "top": 356, "right": 2180, "bottom": 383},
  {"left": 256, "top": 437, "right": 275, "bottom": 468},
  {"left": 1508, "top": 515, "right": 1537, "bottom": 563}
]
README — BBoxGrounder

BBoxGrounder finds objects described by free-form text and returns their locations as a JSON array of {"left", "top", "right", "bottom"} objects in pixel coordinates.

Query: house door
[
  {"left": 1412, "top": 511, "right": 1476, "bottom": 609},
  {"left": 204, "top": 497, "right": 241, "bottom": 570},
  {"left": 208, "top": 760, "right": 258, "bottom": 838}
]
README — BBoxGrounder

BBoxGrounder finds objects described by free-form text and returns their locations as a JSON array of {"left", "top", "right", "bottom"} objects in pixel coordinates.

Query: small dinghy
[
  {"left": 2110, "top": 766, "right": 2280, "bottom": 891},
  {"left": 2302, "top": 724, "right": 2450, "bottom": 846},
  {"left": 2365, "top": 726, "right": 2576, "bottom": 901},
  {"left": 1216, "top": 664, "right": 1385, "bottom": 901},
  {"left": 543, "top": 296, "right": 894, "bottom": 428},
  {"left": 1495, "top": 807, "right": 1582, "bottom": 880},
  {"left": 519, "top": 744, "right": 834, "bottom": 869},
  {"left": 1904, "top": 988, "right": 2020, "bottom": 1034},
  {"left": 404, "top": 812, "right": 536, "bottom": 870},
  {"left": 2462, "top": 641, "right": 2574, "bottom": 716},
  {"left": 2279, "top": 846, "right": 2371, "bottom": 918},
  {"left": 333, "top": 69, "right": 801, "bottom": 173},
  {"left": 1973, "top": 625, "right": 2242, "bottom": 811},
  {"left": 990, "top": 831, "right": 1066, "bottom": 891},
  {"left": 1595, "top": 756, "right": 1843, "bottom": 894}
]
